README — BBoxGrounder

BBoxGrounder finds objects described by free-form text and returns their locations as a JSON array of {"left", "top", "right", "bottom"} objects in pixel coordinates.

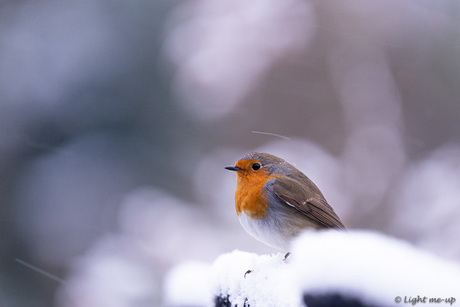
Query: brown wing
[{"left": 272, "top": 176, "right": 346, "bottom": 230}]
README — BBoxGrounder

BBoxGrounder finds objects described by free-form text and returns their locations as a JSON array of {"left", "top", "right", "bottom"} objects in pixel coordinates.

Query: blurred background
[{"left": 0, "top": 0, "right": 459, "bottom": 306}]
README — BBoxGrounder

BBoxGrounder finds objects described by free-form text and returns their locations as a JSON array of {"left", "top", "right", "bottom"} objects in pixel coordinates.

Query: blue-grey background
[{"left": 1, "top": 0, "right": 459, "bottom": 306}]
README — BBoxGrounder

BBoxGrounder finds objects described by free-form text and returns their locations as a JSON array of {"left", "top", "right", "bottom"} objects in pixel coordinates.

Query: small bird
[{"left": 225, "top": 152, "right": 345, "bottom": 253}]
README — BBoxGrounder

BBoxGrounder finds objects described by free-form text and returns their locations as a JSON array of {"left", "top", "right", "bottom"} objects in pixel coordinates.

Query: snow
[
  {"left": 210, "top": 251, "right": 300, "bottom": 307},
  {"left": 291, "top": 231, "right": 460, "bottom": 304},
  {"left": 163, "top": 230, "right": 460, "bottom": 307},
  {"left": 55, "top": 235, "right": 158, "bottom": 307},
  {"left": 163, "top": 261, "right": 211, "bottom": 307}
]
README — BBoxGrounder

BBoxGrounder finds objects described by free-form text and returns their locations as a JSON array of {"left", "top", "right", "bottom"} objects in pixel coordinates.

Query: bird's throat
[{"left": 234, "top": 172, "right": 281, "bottom": 219}]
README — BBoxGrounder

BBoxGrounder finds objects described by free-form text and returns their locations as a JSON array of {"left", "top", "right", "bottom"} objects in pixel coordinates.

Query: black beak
[{"left": 225, "top": 165, "right": 242, "bottom": 172}]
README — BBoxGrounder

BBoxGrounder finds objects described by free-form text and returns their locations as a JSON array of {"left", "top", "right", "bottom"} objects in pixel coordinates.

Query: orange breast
[{"left": 234, "top": 170, "right": 281, "bottom": 219}]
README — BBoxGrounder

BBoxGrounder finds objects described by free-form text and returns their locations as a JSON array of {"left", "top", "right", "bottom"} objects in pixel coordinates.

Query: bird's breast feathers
[{"left": 237, "top": 210, "right": 290, "bottom": 251}]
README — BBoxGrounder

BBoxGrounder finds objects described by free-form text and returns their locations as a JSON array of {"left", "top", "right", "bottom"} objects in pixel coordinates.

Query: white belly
[{"left": 238, "top": 211, "right": 290, "bottom": 251}]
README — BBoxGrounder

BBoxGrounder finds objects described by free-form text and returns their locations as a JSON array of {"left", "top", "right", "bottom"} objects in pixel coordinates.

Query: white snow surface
[
  {"left": 163, "top": 261, "right": 211, "bottom": 307},
  {"left": 163, "top": 230, "right": 460, "bottom": 307},
  {"left": 291, "top": 231, "right": 460, "bottom": 304}
]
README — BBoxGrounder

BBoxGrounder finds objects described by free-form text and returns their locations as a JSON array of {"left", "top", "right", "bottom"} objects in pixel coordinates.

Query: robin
[{"left": 225, "top": 152, "right": 346, "bottom": 254}]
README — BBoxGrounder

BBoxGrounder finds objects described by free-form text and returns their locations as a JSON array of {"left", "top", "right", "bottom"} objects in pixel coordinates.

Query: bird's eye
[{"left": 251, "top": 163, "right": 261, "bottom": 171}]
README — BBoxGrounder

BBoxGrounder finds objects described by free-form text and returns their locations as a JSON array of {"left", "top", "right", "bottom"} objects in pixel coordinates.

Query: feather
[{"left": 272, "top": 176, "right": 346, "bottom": 230}]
